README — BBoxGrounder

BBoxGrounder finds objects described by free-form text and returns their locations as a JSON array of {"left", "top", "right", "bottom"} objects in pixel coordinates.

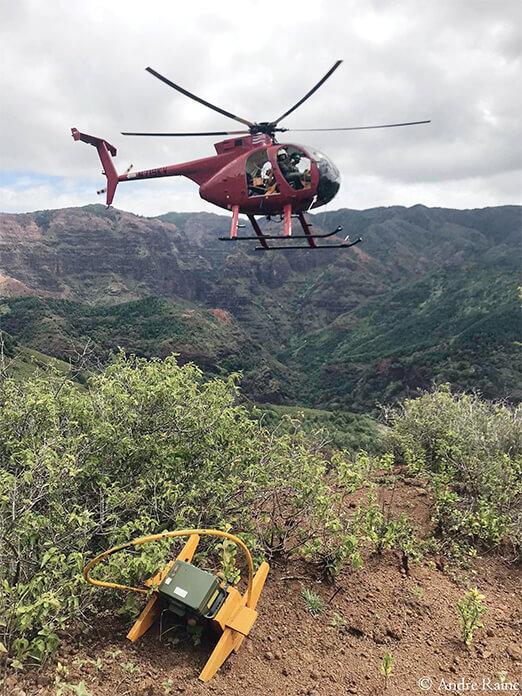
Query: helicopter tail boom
[{"left": 71, "top": 128, "right": 120, "bottom": 205}]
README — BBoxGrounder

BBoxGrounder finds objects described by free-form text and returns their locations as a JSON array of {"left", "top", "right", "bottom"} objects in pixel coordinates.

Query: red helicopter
[{"left": 72, "top": 61, "right": 429, "bottom": 250}]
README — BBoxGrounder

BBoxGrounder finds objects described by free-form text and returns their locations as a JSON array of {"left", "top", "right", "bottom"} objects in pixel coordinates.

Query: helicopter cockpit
[
  {"left": 275, "top": 147, "right": 312, "bottom": 190},
  {"left": 245, "top": 145, "right": 339, "bottom": 205},
  {"left": 246, "top": 145, "right": 312, "bottom": 197}
]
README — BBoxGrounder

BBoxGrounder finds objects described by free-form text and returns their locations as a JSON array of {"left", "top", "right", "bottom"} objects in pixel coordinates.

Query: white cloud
[{"left": 1, "top": 0, "right": 520, "bottom": 215}]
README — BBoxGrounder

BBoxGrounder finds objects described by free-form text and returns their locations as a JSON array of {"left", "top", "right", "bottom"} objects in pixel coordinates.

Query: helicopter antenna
[
  {"left": 145, "top": 67, "right": 254, "bottom": 128},
  {"left": 272, "top": 60, "right": 343, "bottom": 125}
]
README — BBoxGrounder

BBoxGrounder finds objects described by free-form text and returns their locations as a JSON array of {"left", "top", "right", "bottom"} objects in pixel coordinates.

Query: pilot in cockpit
[{"left": 278, "top": 149, "right": 307, "bottom": 189}]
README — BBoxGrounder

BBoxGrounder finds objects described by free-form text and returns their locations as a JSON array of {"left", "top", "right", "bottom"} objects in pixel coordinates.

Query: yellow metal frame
[{"left": 83, "top": 529, "right": 269, "bottom": 682}]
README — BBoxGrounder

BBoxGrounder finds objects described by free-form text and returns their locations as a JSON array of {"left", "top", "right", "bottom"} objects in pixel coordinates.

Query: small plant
[
  {"left": 56, "top": 661, "right": 69, "bottom": 677},
  {"left": 72, "top": 656, "right": 103, "bottom": 670},
  {"left": 119, "top": 661, "right": 140, "bottom": 674},
  {"left": 331, "top": 611, "right": 346, "bottom": 627},
  {"left": 353, "top": 493, "right": 420, "bottom": 571},
  {"left": 55, "top": 665, "right": 92, "bottom": 696},
  {"left": 456, "top": 588, "right": 486, "bottom": 646},
  {"left": 63, "top": 684, "right": 93, "bottom": 696},
  {"left": 301, "top": 531, "right": 362, "bottom": 583},
  {"left": 301, "top": 588, "right": 324, "bottom": 615},
  {"left": 381, "top": 652, "right": 394, "bottom": 690},
  {"left": 216, "top": 524, "right": 240, "bottom": 584},
  {"left": 54, "top": 660, "right": 71, "bottom": 694},
  {"left": 162, "top": 678, "right": 175, "bottom": 694},
  {"left": 410, "top": 584, "right": 423, "bottom": 599}
]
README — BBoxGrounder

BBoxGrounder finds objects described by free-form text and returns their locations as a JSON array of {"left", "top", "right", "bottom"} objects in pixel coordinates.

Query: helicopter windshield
[
  {"left": 308, "top": 148, "right": 340, "bottom": 207},
  {"left": 246, "top": 149, "right": 279, "bottom": 197}
]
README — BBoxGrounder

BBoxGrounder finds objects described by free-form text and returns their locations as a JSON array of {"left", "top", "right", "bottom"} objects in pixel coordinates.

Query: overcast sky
[{"left": 1, "top": 0, "right": 520, "bottom": 216}]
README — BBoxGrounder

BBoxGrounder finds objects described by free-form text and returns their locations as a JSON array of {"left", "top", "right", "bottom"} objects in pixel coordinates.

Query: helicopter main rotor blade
[
  {"left": 272, "top": 60, "right": 343, "bottom": 126},
  {"left": 146, "top": 67, "right": 254, "bottom": 129},
  {"left": 121, "top": 130, "right": 250, "bottom": 137},
  {"left": 285, "top": 120, "right": 431, "bottom": 132}
]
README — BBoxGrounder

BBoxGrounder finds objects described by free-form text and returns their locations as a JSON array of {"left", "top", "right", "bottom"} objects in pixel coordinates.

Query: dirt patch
[
  {"left": 3, "top": 483, "right": 521, "bottom": 696},
  {"left": 0, "top": 274, "right": 62, "bottom": 299},
  {"left": 208, "top": 309, "right": 234, "bottom": 324}
]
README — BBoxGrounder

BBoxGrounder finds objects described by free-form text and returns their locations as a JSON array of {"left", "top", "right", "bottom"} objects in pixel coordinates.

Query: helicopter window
[
  {"left": 246, "top": 149, "right": 279, "bottom": 197},
  {"left": 276, "top": 147, "right": 311, "bottom": 190}
]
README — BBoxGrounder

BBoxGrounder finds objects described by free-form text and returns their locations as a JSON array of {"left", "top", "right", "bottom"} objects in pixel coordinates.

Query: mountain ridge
[{"left": 0, "top": 203, "right": 519, "bottom": 409}]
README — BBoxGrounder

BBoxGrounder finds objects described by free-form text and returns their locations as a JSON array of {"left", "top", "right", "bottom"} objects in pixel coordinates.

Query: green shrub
[
  {"left": 352, "top": 493, "right": 420, "bottom": 565},
  {"left": 386, "top": 385, "right": 522, "bottom": 556},
  {"left": 0, "top": 353, "right": 332, "bottom": 663},
  {"left": 253, "top": 405, "right": 381, "bottom": 452},
  {"left": 301, "top": 528, "right": 362, "bottom": 583}
]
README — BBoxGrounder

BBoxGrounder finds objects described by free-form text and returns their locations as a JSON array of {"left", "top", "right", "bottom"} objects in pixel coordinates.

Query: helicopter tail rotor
[
  {"left": 71, "top": 128, "right": 120, "bottom": 205},
  {"left": 97, "top": 164, "right": 133, "bottom": 196}
]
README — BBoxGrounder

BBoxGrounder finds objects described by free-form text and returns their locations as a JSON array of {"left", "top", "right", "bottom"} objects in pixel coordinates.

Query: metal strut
[
  {"left": 220, "top": 208, "right": 362, "bottom": 250},
  {"left": 219, "top": 227, "right": 341, "bottom": 241}
]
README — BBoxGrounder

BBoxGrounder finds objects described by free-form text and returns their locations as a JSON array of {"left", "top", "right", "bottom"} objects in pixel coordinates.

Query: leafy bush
[
  {"left": 386, "top": 385, "right": 522, "bottom": 556},
  {"left": 300, "top": 453, "right": 413, "bottom": 581},
  {"left": 301, "top": 524, "right": 362, "bottom": 583},
  {"left": 299, "top": 450, "right": 382, "bottom": 581},
  {"left": 0, "top": 353, "right": 331, "bottom": 663},
  {"left": 351, "top": 493, "right": 421, "bottom": 574}
]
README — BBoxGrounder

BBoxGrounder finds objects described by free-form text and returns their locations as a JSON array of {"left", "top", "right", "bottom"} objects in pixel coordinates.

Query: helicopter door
[
  {"left": 275, "top": 147, "right": 312, "bottom": 190},
  {"left": 246, "top": 149, "right": 279, "bottom": 197}
]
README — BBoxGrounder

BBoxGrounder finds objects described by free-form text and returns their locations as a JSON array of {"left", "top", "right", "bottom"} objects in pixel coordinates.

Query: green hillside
[
  {"left": 0, "top": 330, "right": 73, "bottom": 380},
  {"left": 282, "top": 266, "right": 520, "bottom": 410},
  {"left": 0, "top": 296, "right": 294, "bottom": 403}
]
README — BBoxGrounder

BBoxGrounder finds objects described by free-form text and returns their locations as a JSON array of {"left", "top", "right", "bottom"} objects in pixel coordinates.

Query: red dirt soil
[{"left": 3, "top": 479, "right": 521, "bottom": 696}]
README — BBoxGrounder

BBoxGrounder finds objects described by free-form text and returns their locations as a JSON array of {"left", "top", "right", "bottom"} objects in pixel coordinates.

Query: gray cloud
[{"left": 1, "top": 0, "right": 520, "bottom": 214}]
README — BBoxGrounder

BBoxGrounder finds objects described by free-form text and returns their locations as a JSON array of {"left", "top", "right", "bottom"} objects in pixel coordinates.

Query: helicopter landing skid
[
  {"left": 219, "top": 209, "right": 362, "bottom": 251},
  {"left": 254, "top": 238, "right": 362, "bottom": 251}
]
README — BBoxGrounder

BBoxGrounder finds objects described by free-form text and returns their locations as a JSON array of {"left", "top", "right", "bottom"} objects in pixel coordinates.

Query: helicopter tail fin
[{"left": 71, "top": 128, "right": 119, "bottom": 205}]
